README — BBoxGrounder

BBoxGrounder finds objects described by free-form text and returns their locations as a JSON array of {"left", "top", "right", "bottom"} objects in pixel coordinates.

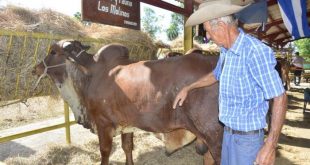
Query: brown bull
[
  {"left": 33, "top": 40, "right": 223, "bottom": 165},
  {"left": 275, "top": 57, "right": 290, "bottom": 90}
]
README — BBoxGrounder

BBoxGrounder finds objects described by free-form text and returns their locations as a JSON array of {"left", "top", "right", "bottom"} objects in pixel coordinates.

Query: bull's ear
[
  {"left": 72, "top": 40, "right": 90, "bottom": 51},
  {"left": 82, "top": 44, "right": 91, "bottom": 51}
]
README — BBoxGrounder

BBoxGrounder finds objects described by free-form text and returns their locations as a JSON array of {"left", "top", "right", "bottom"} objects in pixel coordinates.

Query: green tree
[
  {"left": 141, "top": 7, "right": 161, "bottom": 39},
  {"left": 73, "top": 12, "right": 91, "bottom": 25},
  {"left": 166, "top": 13, "right": 184, "bottom": 41},
  {"left": 74, "top": 12, "right": 81, "bottom": 21},
  {"left": 294, "top": 38, "right": 310, "bottom": 61}
]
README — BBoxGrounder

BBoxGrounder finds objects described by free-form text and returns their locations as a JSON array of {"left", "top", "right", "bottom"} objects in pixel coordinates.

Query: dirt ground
[
  {"left": 1, "top": 84, "right": 310, "bottom": 165},
  {"left": 275, "top": 87, "right": 310, "bottom": 165},
  {"left": 0, "top": 96, "right": 63, "bottom": 130}
]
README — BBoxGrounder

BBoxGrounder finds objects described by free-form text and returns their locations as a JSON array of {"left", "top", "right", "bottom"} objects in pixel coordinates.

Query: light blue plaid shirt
[{"left": 213, "top": 29, "right": 285, "bottom": 132}]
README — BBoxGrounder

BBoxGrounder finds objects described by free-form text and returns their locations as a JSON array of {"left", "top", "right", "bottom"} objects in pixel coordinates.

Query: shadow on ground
[
  {"left": 275, "top": 149, "right": 298, "bottom": 165},
  {"left": 3, "top": 140, "right": 115, "bottom": 165},
  {"left": 0, "top": 141, "right": 36, "bottom": 161}
]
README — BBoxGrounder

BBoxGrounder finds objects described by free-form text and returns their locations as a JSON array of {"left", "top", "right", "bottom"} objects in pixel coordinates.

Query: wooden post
[
  {"left": 184, "top": 0, "right": 193, "bottom": 53},
  {"left": 184, "top": 19, "right": 193, "bottom": 53}
]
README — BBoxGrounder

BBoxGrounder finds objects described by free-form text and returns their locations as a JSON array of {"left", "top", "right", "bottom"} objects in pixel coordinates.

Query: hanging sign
[{"left": 82, "top": 0, "right": 140, "bottom": 30}]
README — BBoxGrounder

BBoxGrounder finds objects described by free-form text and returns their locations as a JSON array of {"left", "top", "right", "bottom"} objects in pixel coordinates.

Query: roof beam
[
  {"left": 273, "top": 36, "right": 292, "bottom": 45},
  {"left": 265, "top": 11, "right": 290, "bottom": 44},
  {"left": 262, "top": 31, "right": 287, "bottom": 39},
  {"left": 263, "top": 21, "right": 310, "bottom": 40},
  {"left": 267, "top": 0, "right": 278, "bottom": 6},
  {"left": 244, "top": 19, "right": 283, "bottom": 33},
  {"left": 184, "top": 0, "right": 193, "bottom": 16}
]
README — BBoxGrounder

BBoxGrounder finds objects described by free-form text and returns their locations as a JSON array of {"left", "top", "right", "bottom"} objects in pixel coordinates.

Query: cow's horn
[{"left": 63, "top": 41, "right": 72, "bottom": 48}]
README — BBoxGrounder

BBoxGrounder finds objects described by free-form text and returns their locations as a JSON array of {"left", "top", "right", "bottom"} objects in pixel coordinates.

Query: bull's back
[
  {"left": 117, "top": 54, "right": 217, "bottom": 102},
  {"left": 122, "top": 55, "right": 215, "bottom": 115}
]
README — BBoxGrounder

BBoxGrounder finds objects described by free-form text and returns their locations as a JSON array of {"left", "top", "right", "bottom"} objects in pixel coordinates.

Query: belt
[{"left": 224, "top": 126, "right": 263, "bottom": 135}]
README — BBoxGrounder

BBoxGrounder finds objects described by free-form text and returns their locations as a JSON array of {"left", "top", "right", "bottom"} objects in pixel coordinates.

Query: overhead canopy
[
  {"left": 164, "top": 0, "right": 310, "bottom": 48},
  {"left": 241, "top": 0, "right": 310, "bottom": 47}
]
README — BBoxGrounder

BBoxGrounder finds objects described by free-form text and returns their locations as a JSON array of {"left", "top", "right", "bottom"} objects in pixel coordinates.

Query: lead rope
[
  {"left": 33, "top": 49, "right": 85, "bottom": 90},
  {"left": 0, "top": 49, "right": 85, "bottom": 108},
  {"left": 0, "top": 59, "right": 66, "bottom": 108},
  {"left": 32, "top": 59, "right": 66, "bottom": 90},
  {"left": 75, "top": 50, "right": 85, "bottom": 57}
]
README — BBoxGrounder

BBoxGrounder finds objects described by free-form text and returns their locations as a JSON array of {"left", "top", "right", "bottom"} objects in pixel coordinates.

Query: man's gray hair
[{"left": 209, "top": 15, "right": 238, "bottom": 29}]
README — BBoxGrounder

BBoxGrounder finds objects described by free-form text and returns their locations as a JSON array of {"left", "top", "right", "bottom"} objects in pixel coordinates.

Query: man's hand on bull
[{"left": 173, "top": 87, "right": 190, "bottom": 109}]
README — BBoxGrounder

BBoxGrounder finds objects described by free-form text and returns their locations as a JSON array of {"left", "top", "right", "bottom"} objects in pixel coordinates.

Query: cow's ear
[
  {"left": 82, "top": 44, "right": 91, "bottom": 51},
  {"left": 72, "top": 40, "right": 90, "bottom": 51}
]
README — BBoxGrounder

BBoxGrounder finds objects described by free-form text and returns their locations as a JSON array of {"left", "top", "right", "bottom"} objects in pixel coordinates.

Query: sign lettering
[{"left": 82, "top": 0, "right": 140, "bottom": 30}]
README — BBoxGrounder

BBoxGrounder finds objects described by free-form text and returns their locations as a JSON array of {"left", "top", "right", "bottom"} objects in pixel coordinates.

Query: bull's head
[
  {"left": 32, "top": 39, "right": 91, "bottom": 83},
  {"left": 32, "top": 39, "right": 94, "bottom": 131}
]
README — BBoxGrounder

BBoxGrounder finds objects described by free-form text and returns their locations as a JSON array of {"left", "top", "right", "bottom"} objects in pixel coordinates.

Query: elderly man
[{"left": 173, "top": 0, "right": 287, "bottom": 165}]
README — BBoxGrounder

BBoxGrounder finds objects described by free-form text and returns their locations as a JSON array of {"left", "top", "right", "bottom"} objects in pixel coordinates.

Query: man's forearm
[
  {"left": 187, "top": 72, "right": 218, "bottom": 91},
  {"left": 266, "top": 93, "right": 287, "bottom": 147}
]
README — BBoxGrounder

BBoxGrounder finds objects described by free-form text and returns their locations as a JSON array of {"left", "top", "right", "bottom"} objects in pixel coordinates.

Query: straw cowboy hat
[{"left": 185, "top": 0, "right": 250, "bottom": 27}]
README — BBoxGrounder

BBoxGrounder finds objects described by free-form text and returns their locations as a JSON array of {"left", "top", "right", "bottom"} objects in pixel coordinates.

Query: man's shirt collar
[{"left": 220, "top": 28, "right": 245, "bottom": 56}]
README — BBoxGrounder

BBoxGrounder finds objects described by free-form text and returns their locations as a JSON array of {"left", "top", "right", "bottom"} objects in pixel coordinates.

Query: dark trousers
[{"left": 294, "top": 68, "right": 303, "bottom": 85}]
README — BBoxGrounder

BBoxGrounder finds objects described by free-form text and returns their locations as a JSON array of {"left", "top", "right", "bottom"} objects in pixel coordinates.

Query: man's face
[{"left": 203, "top": 21, "right": 226, "bottom": 47}]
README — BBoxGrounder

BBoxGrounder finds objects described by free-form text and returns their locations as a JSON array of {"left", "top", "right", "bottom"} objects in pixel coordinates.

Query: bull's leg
[
  {"left": 195, "top": 128, "right": 222, "bottom": 165},
  {"left": 121, "top": 133, "right": 134, "bottom": 165},
  {"left": 205, "top": 136, "right": 222, "bottom": 165},
  {"left": 204, "top": 150, "right": 215, "bottom": 165},
  {"left": 188, "top": 129, "right": 222, "bottom": 165},
  {"left": 98, "top": 126, "right": 113, "bottom": 165},
  {"left": 195, "top": 138, "right": 215, "bottom": 165}
]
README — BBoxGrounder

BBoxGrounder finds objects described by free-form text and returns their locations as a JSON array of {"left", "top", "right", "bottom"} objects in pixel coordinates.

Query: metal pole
[
  {"left": 64, "top": 101, "right": 71, "bottom": 144},
  {"left": 0, "top": 121, "right": 76, "bottom": 143}
]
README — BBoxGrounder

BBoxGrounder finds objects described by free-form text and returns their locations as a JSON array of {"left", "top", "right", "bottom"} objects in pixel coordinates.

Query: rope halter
[
  {"left": 33, "top": 49, "right": 86, "bottom": 90},
  {"left": 33, "top": 59, "right": 66, "bottom": 90}
]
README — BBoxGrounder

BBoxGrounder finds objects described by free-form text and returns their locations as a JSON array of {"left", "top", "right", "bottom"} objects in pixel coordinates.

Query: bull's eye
[{"left": 50, "top": 50, "right": 56, "bottom": 55}]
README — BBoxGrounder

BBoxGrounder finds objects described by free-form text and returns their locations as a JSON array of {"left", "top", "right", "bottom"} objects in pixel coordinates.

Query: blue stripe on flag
[
  {"left": 300, "top": 0, "right": 310, "bottom": 37},
  {"left": 278, "top": 0, "right": 310, "bottom": 39}
]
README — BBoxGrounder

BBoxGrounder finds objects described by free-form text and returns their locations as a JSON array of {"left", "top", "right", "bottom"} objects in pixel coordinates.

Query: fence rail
[{"left": 0, "top": 29, "right": 156, "bottom": 103}]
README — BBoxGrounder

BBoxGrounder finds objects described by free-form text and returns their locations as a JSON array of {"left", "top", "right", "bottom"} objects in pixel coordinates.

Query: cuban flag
[{"left": 278, "top": 0, "right": 310, "bottom": 40}]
